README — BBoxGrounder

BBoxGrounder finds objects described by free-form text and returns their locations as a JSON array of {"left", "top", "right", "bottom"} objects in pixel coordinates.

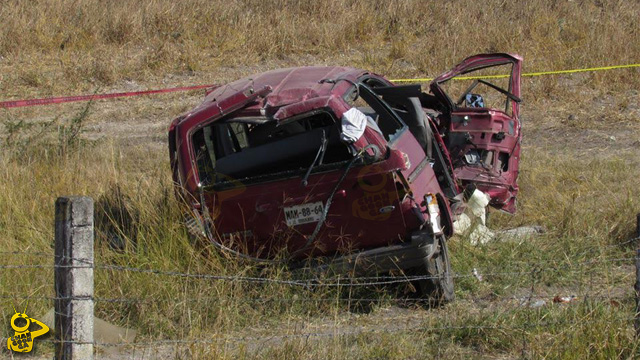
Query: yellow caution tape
[{"left": 389, "top": 63, "right": 640, "bottom": 83}]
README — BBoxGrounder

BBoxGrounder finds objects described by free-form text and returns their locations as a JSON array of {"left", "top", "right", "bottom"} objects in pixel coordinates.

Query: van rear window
[{"left": 192, "top": 111, "right": 353, "bottom": 186}]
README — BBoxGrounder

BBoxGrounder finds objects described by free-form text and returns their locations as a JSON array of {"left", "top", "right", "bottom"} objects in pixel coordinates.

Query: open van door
[{"left": 430, "top": 53, "right": 522, "bottom": 213}]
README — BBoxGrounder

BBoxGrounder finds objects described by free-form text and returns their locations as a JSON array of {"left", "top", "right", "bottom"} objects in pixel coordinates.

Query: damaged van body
[
  {"left": 168, "top": 54, "right": 523, "bottom": 302},
  {"left": 429, "top": 53, "right": 523, "bottom": 213}
]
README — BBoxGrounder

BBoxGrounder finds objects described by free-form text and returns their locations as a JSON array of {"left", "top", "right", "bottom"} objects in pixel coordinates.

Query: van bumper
[{"left": 299, "top": 230, "right": 438, "bottom": 276}]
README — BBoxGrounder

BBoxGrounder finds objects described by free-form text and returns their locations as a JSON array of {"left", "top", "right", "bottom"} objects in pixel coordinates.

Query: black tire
[{"left": 418, "top": 234, "right": 455, "bottom": 304}]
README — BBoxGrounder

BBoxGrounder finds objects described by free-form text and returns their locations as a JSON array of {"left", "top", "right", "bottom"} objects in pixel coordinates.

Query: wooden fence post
[{"left": 54, "top": 196, "right": 94, "bottom": 360}]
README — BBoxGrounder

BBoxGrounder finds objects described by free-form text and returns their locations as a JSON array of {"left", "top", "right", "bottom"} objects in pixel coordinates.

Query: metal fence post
[{"left": 55, "top": 196, "right": 94, "bottom": 360}]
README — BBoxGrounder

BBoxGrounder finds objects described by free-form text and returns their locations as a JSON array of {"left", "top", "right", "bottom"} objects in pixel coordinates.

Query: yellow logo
[
  {"left": 6, "top": 304, "right": 49, "bottom": 353},
  {"left": 352, "top": 165, "right": 396, "bottom": 221}
]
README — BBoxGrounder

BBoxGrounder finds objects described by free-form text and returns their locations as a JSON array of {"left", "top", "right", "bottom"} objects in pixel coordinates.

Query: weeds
[
  {"left": 57, "top": 100, "right": 92, "bottom": 157},
  {"left": 1, "top": 100, "right": 92, "bottom": 159}
]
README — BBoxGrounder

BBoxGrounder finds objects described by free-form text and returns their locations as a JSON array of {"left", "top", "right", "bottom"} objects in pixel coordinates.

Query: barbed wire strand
[
  {"left": 0, "top": 251, "right": 54, "bottom": 257},
  {"left": 0, "top": 293, "right": 630, "bottom": 306},
  {"left": 0, "top": 256, "right": 635, "bottom": 288},
  {"left": 92, "top": 293, "right": 633, "bottom": 304}
]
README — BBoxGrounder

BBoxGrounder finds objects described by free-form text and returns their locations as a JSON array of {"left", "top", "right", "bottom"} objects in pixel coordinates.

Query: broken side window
[
  {"left": 344, "top": 84, "right": 406, "bottom": 143},
  {"left": 192, "top": 111, "right": 353, "bottom": 186}
]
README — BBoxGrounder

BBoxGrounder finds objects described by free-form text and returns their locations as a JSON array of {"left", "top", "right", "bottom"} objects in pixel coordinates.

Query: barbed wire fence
[
  {"left": 1, "top": 197, "right": 639, "bottom": 359},
  {"left": 1, "top": 257, "right": 637, "bottom": 357},
  {"left": 2, "top": 260, "right": 636, "bottom": 352}
]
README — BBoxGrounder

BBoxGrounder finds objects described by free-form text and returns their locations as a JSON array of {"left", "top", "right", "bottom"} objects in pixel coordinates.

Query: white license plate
[{"left": 284, "top": 202, "right": 324, "bottom": 226}]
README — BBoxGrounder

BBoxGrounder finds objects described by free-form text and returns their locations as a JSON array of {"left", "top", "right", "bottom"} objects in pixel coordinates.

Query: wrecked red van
[{"left": 168, "top": 53, "right": 522, "bottom": 302}]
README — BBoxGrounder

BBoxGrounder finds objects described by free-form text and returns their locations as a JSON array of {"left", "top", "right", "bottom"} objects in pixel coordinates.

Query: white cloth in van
[{"left": 340, "top": 107, "right": 370, "bottom": 143}]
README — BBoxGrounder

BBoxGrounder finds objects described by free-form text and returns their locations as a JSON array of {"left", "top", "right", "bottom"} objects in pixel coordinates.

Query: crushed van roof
[{"left": 178, "top": 67, "right": 368, "bottom": 124}]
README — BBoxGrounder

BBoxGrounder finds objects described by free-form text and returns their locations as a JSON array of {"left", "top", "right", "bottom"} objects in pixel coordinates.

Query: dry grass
[
  {"left": 1, "top": 1, "right": 640, "bottom": 358},
  {"left": 0, "top": 135, "right": 638, "bottom": 358},
  {"left": 1, "top": 0, "right": 639, "bottom": 97}
]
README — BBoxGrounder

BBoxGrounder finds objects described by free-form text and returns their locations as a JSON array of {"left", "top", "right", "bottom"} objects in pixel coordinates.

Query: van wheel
[{"left": 418, "top": 235, "right": 454, "bottom": 304}]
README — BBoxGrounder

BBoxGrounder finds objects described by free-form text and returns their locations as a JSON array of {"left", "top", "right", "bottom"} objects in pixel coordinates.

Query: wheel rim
[{"left": 436, "top": 236, "right": 454, "bottom": 297}]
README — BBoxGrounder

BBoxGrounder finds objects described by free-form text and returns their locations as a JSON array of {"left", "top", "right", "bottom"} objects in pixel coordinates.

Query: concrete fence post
[
  {"left": 55, "top": 196, "right": 94, "bottom": 360},
  {"left": 636, "top": 214, "right": 640, "bottom": 337},
  {"left": 635, "top": 248, "right": 640, "bottom": 338}
]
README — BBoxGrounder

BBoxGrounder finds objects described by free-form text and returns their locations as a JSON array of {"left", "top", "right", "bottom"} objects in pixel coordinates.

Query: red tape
[{"left": 0, "top": 84, "right": 216, "bottom": 109}]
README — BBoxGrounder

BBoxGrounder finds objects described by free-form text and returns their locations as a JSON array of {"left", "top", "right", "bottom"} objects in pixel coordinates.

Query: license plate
[{"left": 284, "top": 202, "right": 324, "bottom": 226}]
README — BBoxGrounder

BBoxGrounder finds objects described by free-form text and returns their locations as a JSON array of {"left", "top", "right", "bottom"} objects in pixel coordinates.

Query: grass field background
[{"left": 1, "top": 1, "right": 640, "bottom": 358}]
